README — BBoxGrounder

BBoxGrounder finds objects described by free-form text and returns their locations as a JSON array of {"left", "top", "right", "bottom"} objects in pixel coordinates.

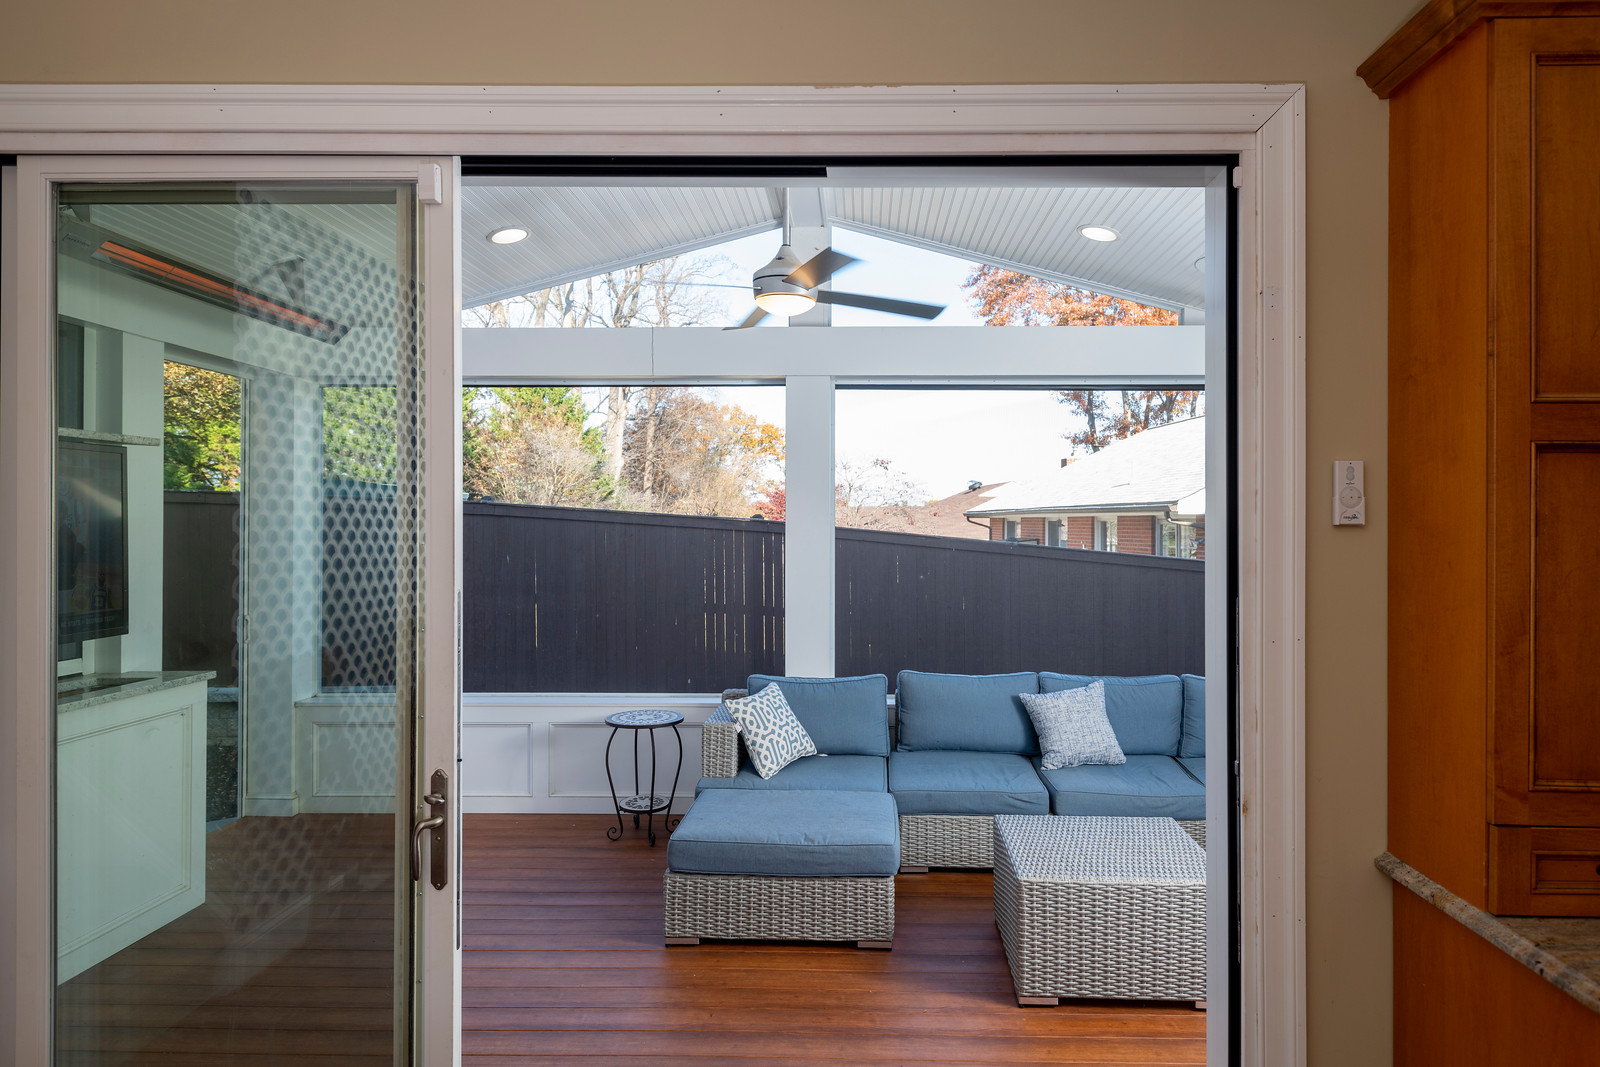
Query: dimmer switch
[{"left": 1334, "top": 460, "right": 1365, "bottom": 526}]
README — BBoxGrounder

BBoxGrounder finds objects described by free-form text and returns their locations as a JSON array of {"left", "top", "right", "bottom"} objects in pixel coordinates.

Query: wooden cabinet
[{"left": 1371, "top": 5, "right": 1600, "bottom": 916}]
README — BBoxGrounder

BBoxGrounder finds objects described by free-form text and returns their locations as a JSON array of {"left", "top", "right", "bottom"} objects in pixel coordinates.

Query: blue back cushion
[
  {"left": 747, "top": 674, "right": 889, "bottom": 757},
  {"left": 895, "top": 671, "right": 1040, "bottom": 754},
  {"left": 1038, "top": 674, "right": 1183, "bottom": 755},
  {"left": 1180, "top": 675, "right": 1206, "bottom": 757}
]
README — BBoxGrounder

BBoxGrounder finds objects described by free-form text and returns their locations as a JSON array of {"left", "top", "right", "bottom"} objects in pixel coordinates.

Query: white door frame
[
  {"left": 0, "top": 83, "right": 1305, "bottom": 1067},
  {"left": 0, "top": 153, "right": 462, "bottom": 1067}
]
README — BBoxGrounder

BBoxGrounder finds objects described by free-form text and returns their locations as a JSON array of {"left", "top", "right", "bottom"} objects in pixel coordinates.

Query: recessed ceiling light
[
  {"left": 488, "top": 226, "right": 529, "bottom": 245},
  {"left": 1077, "top": 225, "right": 1119, "bottom": 243}
]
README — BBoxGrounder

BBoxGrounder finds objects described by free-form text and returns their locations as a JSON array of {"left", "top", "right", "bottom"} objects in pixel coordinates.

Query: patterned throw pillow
[
  {"left": 722, "top": 684, "right": 819, "bottom": 779},
  {"left": 1018, "top": 681, "right": 1126, "bottom": 771}
]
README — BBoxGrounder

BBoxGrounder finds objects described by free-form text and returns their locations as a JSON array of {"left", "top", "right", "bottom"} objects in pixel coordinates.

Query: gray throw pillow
[
  {"left": 722, "top": 684, "right": 819, "bottom": 779},
  {"left": 1019, "top": 681, "right": 1126, "bottom": 771}
]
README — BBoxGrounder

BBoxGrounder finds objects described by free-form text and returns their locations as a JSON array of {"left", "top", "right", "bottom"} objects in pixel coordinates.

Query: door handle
[{"left": 410, "top": 769, "right": 449, "bottom": 889}]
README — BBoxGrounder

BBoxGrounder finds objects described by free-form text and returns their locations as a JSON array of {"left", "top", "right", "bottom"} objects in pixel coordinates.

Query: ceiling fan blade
[
  {"left": 815, "top": 290, "right": 945, "bottom": 320},
  {"left": 723, "top": 306, "right": 768, "bottom": 331},
  {"left": 785, "top": 248, "right": 858, "bottom": 290}
]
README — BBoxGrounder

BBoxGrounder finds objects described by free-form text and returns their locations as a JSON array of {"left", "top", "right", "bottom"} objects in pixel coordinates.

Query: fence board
[
  {"left": 165, "top": 497, "right": 1202, "bottom": 696},
  {"left": 463, "top": 503, "right": 787, "bottom": 693},
  {"left": 834, "top": 527, "right": 1203, "bottom": 682}
]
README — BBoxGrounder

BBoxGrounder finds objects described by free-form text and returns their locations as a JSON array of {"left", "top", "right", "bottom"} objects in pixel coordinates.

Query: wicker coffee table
[{"left": 992, "top": 815, "right": 1206, "bottom": 1006}]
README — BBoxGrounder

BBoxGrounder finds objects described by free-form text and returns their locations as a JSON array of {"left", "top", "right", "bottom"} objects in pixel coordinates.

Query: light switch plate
[{"left": 1334, "top": 460, "right": 1365, "bottom": 525}]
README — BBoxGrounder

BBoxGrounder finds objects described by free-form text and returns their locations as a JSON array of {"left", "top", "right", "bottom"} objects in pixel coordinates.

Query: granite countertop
[
  {"left": 57, "top": 670, "right": 217, "bottom": 710},
  {"left": 1377, "top": 852, "right": 1600, "bottom": 1015}
]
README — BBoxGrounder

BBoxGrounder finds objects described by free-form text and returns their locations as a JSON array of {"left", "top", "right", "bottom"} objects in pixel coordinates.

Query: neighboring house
[
  {"left": 917, "top": 480, "right": 1008, "bottom": 539},
  {"left": 964, "top": 416, "right": 1205, "bottom": 559}
]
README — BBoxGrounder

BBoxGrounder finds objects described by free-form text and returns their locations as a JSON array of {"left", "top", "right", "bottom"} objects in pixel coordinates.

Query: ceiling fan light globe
[{"left": 753, "top": 290, "right": 817, "bottom": 317}]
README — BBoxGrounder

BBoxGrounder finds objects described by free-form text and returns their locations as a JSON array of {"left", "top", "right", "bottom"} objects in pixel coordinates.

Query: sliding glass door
[{"left": 5, "top": 157, "right": 460, "bottom": 1065}]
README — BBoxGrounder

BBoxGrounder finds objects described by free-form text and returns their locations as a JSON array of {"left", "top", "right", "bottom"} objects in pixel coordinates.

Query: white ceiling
[{"left": 462, "top": 183, "right": 1207, "bottom": 314}]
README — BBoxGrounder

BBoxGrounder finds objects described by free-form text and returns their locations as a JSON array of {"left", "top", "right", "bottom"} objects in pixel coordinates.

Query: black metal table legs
[{"left": 602, "top": 713, "right": 685, "bottom": 846}]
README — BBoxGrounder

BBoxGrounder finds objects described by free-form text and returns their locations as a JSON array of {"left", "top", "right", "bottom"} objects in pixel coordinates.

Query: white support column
[{"left": 783, "top": 375, "right": 835, "bottom": 676}]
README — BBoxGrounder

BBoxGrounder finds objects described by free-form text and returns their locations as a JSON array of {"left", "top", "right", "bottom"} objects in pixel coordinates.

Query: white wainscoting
[
  {"left": 294, "top": 695, "right": 399, "bottom": 814},
  {"left": 463, "top": 694, "right": 718, "bottom": 814}
]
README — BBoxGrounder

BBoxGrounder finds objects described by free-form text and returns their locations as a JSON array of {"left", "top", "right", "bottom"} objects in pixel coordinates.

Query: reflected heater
[{"left": 59, "top": 218, "right": 350, "bottom": 344}]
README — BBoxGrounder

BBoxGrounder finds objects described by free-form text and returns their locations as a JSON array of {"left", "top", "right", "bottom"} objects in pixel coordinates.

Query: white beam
[
  {"left": 463, "top": 324, "right": 1204, "bottom": 385},
  {"left": 784, "top": 376, "right": 835, "bottom": 677}
]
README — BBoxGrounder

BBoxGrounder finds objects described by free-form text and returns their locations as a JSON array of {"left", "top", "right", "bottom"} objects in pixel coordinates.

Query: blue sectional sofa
[{"left": 696, "top": 669, "right": 1207, "bottom": 870}]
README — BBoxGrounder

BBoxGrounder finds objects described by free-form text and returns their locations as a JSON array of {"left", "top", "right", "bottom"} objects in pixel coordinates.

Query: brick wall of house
[
  {"left": 989, "top": 517, "right": 1006, "bottom": 540},
  {"left": 1116, "top": 515, "right": 1156, "bottom": 555},
  {"left": 1019, "top": 517, "right": 1046, "bottom": 545},
  {"left": 1065, "top": 516, "right": 1096, "bottom": 549}
]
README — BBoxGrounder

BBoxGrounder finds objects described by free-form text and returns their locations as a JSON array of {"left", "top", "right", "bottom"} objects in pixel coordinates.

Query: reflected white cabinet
[{"left": 56, "top": 676, "right": 208, "bottom": 981}]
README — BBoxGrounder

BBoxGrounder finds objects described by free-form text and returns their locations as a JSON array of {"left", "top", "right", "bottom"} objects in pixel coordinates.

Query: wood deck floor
[
  {"left": 56, "top": 813, "right": 398, "bottom": 1065},
  {"left": 53, "top": 811, "right": 1207, "bottom": 1064},
  {"left": 464, "top": 813, "right": 1206, "bottom": 1066}
]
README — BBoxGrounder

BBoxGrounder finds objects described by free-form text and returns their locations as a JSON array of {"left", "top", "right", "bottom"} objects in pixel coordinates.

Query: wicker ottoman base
[
  {"left": 663, "top": 869, "right": 895, "bottom": 947},
  {"left": 993, "top": 815, "right": 1206, "bottom": 1005}
]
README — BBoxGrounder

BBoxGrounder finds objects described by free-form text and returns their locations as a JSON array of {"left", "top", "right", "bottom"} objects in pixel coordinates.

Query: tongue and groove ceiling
[{"left": 461, "top": 184, "right": 1207, "bottom": 315}]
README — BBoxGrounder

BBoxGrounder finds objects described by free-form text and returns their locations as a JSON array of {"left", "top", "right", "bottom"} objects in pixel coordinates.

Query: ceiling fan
[{"left": 726, "top": 195, "right": 947, "bottom": 330}]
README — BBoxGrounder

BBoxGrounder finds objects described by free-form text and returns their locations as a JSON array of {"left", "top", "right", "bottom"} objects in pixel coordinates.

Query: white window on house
[
  {"left": 1045, "top": 519, "right": 1062, "bottom": 547},
  {"left": 1003, "top": 518, "right": 1020, "bottom": 540},
  {"left": 1095, "top": 516, "right": 1115, "bottom": 551},
  {"left": 1159, "top": 520, "right": 1201, "bottom": 559}
]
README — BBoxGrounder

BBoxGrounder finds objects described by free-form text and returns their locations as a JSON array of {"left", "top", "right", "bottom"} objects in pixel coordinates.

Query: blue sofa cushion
[
  {"left": 748, "top": 674, "right": 890, "bottom": 757},
  {"left": 895, "top": 670, "right": 1040, "bottom": 754},
  {"left": 1179, "top": 674, "right": 1206, "bottom": 757},
  {"left": 888, "top": 750, "right": 1050, "bottom": 816},
  {"left": 694, "top": 754, "right": 887, "bottom": 795},
  {"left": 666, "top": 789, "right": 900, "bottom": 877},
  {"left": 1034, "top": 754, "right": 1206, "bottom": 819},
  {"left": 1039, "top": 674, "right": 1183, "bottom": 756},
  {"left": 1178, "top": 756, "right": 1206, "bottom": 786}
]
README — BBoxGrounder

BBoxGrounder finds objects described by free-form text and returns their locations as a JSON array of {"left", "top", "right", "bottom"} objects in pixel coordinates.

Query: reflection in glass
[{"left": 53, "top": 183, "right": 417, "bottom": 1063}]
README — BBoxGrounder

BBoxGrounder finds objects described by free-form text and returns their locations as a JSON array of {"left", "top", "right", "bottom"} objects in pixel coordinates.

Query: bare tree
[{"left": 835, "top": 457, "right": 933, "bottom": 532}]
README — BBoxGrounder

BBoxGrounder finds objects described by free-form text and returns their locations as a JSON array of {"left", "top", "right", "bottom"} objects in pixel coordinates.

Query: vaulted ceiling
[{"left": 462, "top": 182, "right": 1207, "bottom": 315}]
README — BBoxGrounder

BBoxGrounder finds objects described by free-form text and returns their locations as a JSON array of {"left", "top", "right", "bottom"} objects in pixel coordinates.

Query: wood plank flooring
[
  {"left": 53, "top": 810, "right": 1206, "bottom": 1064},
  {"left": 55, "top": 813, "right": 398, "bottom": 1066},
  {"left": 463, "top": 814, "right": 1206, "bottom": 1066}
]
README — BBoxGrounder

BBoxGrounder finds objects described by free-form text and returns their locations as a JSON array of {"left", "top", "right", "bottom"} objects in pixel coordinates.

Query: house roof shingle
[{"left": 965, "top": 416, "right": 1205, "bottom": 517}]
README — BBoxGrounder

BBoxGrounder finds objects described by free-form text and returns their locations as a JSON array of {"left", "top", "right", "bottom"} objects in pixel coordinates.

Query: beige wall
[{"left": 1, "top": 0, "right": 1418, "bottom": 1061}]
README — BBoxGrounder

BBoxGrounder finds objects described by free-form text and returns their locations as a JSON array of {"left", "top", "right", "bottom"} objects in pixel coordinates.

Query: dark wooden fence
[
  {"left": 463, "top": 502, "right": 784, "bottom": 692},
  {"left": 165, "top": 496, "right": 1204, "bottom": 695},
  {"left": 464, "top": 502, "right": 1202, "bottom": 692},
  {"left": 163, "top": 491, "right": 240, "bottom": 686},
  {"left": 835, "top": 527, "right": 1204, "bottom": 680}
]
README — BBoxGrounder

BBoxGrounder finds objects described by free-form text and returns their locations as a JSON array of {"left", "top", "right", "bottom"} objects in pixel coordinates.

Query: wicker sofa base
[
  {"left": 899, "top": 814, "right": 995, "bottom": 869},
  {"left": 901, "top": 814, "right": 1206, "bottom": 871},
  {"left": 663, "top": 869, "right": 895, "bottom": 947}
]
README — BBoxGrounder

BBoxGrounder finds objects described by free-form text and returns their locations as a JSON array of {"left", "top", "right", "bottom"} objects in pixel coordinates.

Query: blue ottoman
[{"left": 663, "top": 789, "right": 899, "bottom": 948}]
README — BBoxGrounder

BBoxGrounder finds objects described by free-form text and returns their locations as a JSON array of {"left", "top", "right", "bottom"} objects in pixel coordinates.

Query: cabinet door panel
[
  {"left": 1492, "top": 18, "right": 1600, "bottom": 826},
  {"left": 1532, "top": 446, "right": 1600, "bottom": 787},
  {"left": 1531, "top": 56, "right": 1600, "bottom": 399}
]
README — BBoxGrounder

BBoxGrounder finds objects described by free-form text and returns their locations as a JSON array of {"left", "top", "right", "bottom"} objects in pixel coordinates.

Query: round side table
[{"left": 602, "top": 709, "right": 684, "bottom": 846}]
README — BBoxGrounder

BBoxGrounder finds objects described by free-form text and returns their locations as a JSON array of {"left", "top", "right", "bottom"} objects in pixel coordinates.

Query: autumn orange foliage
[{"left": 962, "top": 266, "right": 1201, "bottom": 453}]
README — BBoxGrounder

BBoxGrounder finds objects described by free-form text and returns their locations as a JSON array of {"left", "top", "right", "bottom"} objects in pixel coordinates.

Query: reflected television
[{"left": 58, "top": 440, "right": 129, "bottom": 645}]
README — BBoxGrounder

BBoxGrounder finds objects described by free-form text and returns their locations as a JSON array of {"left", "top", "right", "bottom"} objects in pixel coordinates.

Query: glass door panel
[{"left": 52, "top": 181, "right": 421, "bottom": 1065}]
